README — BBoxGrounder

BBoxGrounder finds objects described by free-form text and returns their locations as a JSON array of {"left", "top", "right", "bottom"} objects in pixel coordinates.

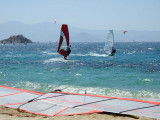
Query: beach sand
[{"left": 0, "top": 106, "right": 157, "bottom": 120}]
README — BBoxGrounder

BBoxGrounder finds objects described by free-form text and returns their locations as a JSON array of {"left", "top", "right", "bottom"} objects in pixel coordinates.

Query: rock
[{"left": 0, "top": 35, "right": 32, "bottom": 44}]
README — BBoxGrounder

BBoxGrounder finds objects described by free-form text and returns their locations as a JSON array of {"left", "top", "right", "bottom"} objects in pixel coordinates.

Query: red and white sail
[{"left": 57, "top": 24, "right": 70, "bottom": 57}]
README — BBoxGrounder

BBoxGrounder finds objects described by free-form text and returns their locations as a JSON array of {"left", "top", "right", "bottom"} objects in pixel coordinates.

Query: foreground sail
[
  {"left": 57, "top": 24, "right": 71, "bottom": 59},
  {"left": 1, "top": 85, "right": 160, "bottom": 119},
  {"left": 104, "top": 30, "right": 116, "bottom": 56}
]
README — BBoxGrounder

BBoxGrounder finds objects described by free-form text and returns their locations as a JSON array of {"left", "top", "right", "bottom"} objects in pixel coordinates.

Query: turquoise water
[{"left": 0, "top": 42, "right": 160, "bottom": 101}]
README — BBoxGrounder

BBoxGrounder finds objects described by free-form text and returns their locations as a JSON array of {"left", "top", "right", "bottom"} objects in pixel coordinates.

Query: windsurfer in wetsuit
[
  {"left": 64, "top": 46, "right": 71, "bottom": 59},
  {"left": 110, "top": 47, "right": 116, "bottom": 56}
]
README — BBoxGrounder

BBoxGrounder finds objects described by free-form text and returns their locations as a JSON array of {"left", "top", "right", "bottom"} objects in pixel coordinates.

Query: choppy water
[{"left": 0, "top": 42, "right": 160, "bottom": 101}]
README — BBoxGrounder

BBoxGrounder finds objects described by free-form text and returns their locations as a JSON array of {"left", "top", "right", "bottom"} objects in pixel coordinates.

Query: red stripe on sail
[
  {"left": 59, "top": 49, "right": 67, "bottom": 56},
  {"left": 57, "top": 36, "right": 63, "bottom": 52},
  {"left": 61, "top": 24, "right": 69, "bottom": 47}
]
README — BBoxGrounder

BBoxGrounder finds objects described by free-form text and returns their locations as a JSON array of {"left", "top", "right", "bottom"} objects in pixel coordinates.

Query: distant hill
[
  {"left": 0, "top": 21, "right": 160, "bottom": 42},
  {"left": 71, "top": 32, "right": 103, "bottom": 42},
  {"left": 0, "top": 34, "right": 32, "bottom": 44}
]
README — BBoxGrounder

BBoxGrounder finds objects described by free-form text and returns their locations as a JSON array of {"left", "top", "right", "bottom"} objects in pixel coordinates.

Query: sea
[{"left": 0, "top": 42, "right": 160, "bottom": 102}]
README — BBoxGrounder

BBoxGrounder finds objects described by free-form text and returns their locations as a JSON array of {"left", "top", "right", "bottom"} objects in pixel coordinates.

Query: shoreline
[{"left": 0, "top": 106, "right": 157, "bottom": 120}]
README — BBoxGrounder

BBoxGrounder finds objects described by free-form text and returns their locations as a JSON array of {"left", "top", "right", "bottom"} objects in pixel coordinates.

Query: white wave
[
  {"left": 51, "top": 86, "right": 160, "bottom": 101},
  {"left": 42, "top": 51, "right": 58, "bottom": 55},
  {"left": 148, "top": 48, "right": 154, "bottom": 50},
  {"left": 52, "top": 85, "right": 106, "bottom": 95},
  {"left": 104, "top": 88, "right": 160, "bottom": 101},
  {"left": 8, "top": 82, "right": 160, "bottom": 102},
  {"left": 48, "top": 53, "right": 58, "bottom": 55},
  {"left": 143, "top": 78, "right": 153, "bottom": 82},
  {"left": 71, "top": 53, "right": 87, "bottom": 56},
  {"left": 14, "top": 81, "right": 42, "bottom": 91},
  {"left": 75, "top": 73, "right": 82, "bottom": 76},
  {"left": 127, "top": 51, "right": 136, "bottom": 55},
  {"left": 42, "top": 51, "right": 48, "bottom": 54},
  {"left": 43, "top": 58, "right": 68, "bottom": 63},
  {"left": 72, "top": 53, "right": 109, "bottom": 57},
  {"left": 89, "top": 53, "right": 109, "bottom": 57},
  {"left": 43, "top": 58, "right": 77, "bottom": 63}
]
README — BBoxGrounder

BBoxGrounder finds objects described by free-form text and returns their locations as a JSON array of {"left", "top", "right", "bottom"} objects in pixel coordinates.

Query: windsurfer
[
  {"left": 110, "top": 47, "right": 116, "bottom": 56},
  {"left": 64, "top": 46, "right": 71, "bottom": 59}
]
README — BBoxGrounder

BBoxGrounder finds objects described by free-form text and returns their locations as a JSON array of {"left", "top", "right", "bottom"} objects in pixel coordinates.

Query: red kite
[{"left": 124, "top": 31, "right": 127, "bottom": 35}]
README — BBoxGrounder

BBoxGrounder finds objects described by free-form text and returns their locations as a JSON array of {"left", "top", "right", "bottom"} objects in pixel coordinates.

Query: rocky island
[{"left": 0, "top": 35, "right": 32, "bottom": 44}]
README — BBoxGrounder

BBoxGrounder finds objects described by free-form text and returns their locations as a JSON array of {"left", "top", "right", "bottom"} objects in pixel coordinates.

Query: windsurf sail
[
  {"left": 1, "top": 85, "right": 160, "bottom": 119},
  {"left": 104, "top": 30, "right": 116, "bottom": 56},
  {"left": 57, "top": 24, "right": 71, "bottom": 59}
]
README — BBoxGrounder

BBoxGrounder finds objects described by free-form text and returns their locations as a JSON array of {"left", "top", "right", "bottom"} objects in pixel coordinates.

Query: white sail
[{"left": 104, "top": 30, "right": 114, "bottom": 55}]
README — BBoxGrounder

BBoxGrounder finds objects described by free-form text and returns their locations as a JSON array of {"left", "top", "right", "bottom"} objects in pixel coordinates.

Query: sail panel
[
  {"left": 61, "top": 24, "right": 69, "bottom": 47},
  {"left": 104, "top": 30, "right": 114, "bottom": 54},
  {"left": 57, "top": 36, "right": 63, "bottom": 52}
]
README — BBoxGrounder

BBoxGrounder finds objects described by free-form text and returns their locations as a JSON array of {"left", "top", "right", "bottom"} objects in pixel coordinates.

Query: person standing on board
[
  {"left": 64, "top": 45, "right": 71, "bottom": 59},
  {"left": 110, "top": 47, "right": 116, "bottom": 56}
]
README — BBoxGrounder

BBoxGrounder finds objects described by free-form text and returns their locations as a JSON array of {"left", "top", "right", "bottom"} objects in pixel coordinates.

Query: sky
[{"left": 0, "top": 0, "right": 160, "bottom": 30}]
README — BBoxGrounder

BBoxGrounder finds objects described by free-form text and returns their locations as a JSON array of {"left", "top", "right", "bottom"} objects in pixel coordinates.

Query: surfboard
[{"left": 0, "top": 85, "right": 160, "bottom": 118}]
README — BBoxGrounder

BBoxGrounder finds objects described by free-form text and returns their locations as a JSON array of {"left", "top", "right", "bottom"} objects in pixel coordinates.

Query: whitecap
[
  {"left": 42, "top": 51, "right": 48, "bottom": 54},
  {"left": 89, "top": 53, "right": 109, "bottom": 57},
  {"left": 43, "top": 58, "right": 77, "bottom": 63},
  {"left": 75, "top": 73, "right": 82, "bottom": 76},
  {"left": 148, "top": 48, "right": 154, "bottom": 50},
  {"left": 71, "top": 53, "right": 108, "bottom": 57},
  {"left": 127, "top": 51, "right": 136, "bottom": 55},
  {"left": 71, "top": 53, "right": 87, "bottom": 56},
  {"left": 47, "top": 53, "right": 58, "bottom": 55},
  {"left": 42, "top": 51, "right": 58, "bottom": 55},
  {"left": 143, "top": 78, "right": 153, "bottom": 82},
  {"left": 43, "top": 58, "right": 68, "bottom": 63}
]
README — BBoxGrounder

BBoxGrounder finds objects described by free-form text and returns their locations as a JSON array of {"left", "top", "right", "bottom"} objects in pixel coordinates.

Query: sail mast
[{"left": 112, "top": 30, "right": 114, "bottom": 48}]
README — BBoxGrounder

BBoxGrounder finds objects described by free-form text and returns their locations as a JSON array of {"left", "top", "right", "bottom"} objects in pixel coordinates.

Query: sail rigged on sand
[
  {"left": 104, "top": 30, "right": 116, "bottom": 56},
  {"left": 1, "top": 85, "right": 160, "bottom": 119},
  {"left": 57, "top": 24, "right": 71, "bottom": 59}
]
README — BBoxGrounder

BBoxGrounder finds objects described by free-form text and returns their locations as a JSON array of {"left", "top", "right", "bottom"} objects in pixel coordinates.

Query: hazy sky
[{"left": 0, "top": 0, "right": 160, "bottom": 30}]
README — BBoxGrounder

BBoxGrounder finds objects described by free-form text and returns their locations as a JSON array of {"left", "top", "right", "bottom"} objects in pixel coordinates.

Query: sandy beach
[{"left": 0, "top": 106, "right": 157, "bottom": 120}]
